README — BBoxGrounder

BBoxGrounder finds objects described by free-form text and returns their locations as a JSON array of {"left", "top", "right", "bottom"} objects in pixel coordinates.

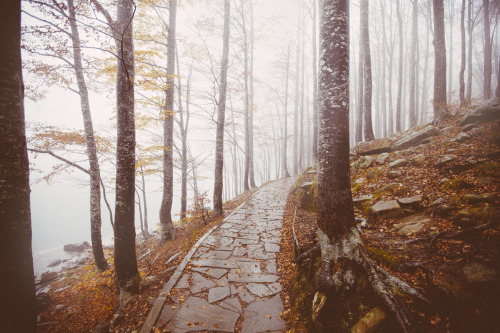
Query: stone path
[{"left": 140, "top": 178, "right": 294, "bottom": 333}]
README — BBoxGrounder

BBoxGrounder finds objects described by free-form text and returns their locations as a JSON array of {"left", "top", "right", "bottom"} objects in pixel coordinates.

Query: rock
[
  {"left": 371, "top": 200, "right": 403, "bottom": 218},
  {"left": 354, "top": 138, "right": 393, "bottom": 155},
  {"left": 360, "top": 156, "right": 375, "bottom": 169},
  {"left": 63, "top": 241, "right": 91, "bottom": 253},
  {"left": 165, "top": 252, "right": 182, "bottom": 266},
  {"left": 455, "top": 132, "right": 470, "bottom": 142},
  {"left": 351, "top": 306, "right": 387, "bottom": 333},
  {"left": 397, "top": 195, "right": 424, "bottom": 208},
  {"left": 434, "top": 155, "right": 457, "bottom": 167},
  {"left": 392, "top": 125, "right": 439, "bottom": 151},
  {"left": 36, "top": 292, "right": 51, "bottom": 312},
  {"left": 92, "top": 320, "right": 111, "bottom": 333},
  {"left": 40, "top": 271, "right": 58, "bottom": 284},
  {"left": 54, "top": 304, "right": 66, "bottom": 312},
  {"left": 376, "top": 152, "right": 390, "bottom": 165},
  {"left": 241, "top": 294, "right": 285, "bottom": 333},
  {"left": 366, "top": 169, "right": 379, "bottom": 180},
  {"left": 300, "top": 181, "right": 314, "bottom": 191},
  {"left": 460, "top": 101, "right": 500, "bottom": 125},
  {"left": 393, "top": 214, "right": 431, "bottom": 236},
  {"left": 139, "top": 275, "right": 157, "bottom": 292},
  {"left": 380, "top": 183, "right": 402, "bottom": 193},
  {"left": 353, "top": 195, "right": 373, "bottom": 208},
  {"left": 47, "top": 259, "right": 62, "bottom": 267},
  {"left": 463, "top": 193, "right": 497, "bottom": 204},
  {"left": 111, "top": 313, "right": 125, "bottom": 328},
  {"left": 452, "top": 209, "right": 473, "bottom": 227},
  {"left": 462, "top": 262, "right": 498, "bottom": 284},
  {"left": 208, "top": 286, "right": 230, "bottom": 303},
  {"left": 411, "top": 154, "right": 426, "bottom": 166},
  {"left": 388, "top": 159, "right": 408, "bottom": 168},
  {"left": 428, "top": 197, "right": 445, "bottom": 207},
  {"left": 387, "top": 170, "right": 403, "bottom": 179},
  {"left": 462, "top": 123, "right": 475, "bottom": 132},
  {"left": 354, "top": 177, "right": 365, "bottom": 185},
  {"left": 190, "top": 272, "right": 217, "bottom": 294}
]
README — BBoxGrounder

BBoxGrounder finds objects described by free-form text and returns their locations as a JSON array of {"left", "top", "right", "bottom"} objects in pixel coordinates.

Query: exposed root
[{"left": 297, "top": 242, "right": 321, "bottom": 265}]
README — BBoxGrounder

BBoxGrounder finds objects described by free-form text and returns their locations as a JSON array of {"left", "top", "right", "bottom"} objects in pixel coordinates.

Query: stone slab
[
  {"left": 228, "top": 272, "right": 279, "bottom": 283},
  {"left": 208, "top": 286, "right": 230, "bottom": 303},
  {"left": 241, "top": 294, "right": 285, "bottom": 333},
  {"left": 190, "top": 258, "right": 239, "bottom": 269},
  {"left": 190, "top": 272, "right": 216, "bottom": 294},
  {"left": 191, "top": 267, "right": 228, "bottom": 279},
  {"left": 246, "top": 283, "right": 272, "bottom": 297}
]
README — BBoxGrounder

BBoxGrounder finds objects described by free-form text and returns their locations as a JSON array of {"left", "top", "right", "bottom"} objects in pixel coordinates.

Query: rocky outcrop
[
  {"left": 392, "top": 125, "right": 439, "bottom": 151},
  {"left": 63, "top": 241, "right": 91, "bottom": 253},
  {"left": 354, "top": 138, "right": 393, "bottom": 155},
  {"left": 460, "top": 99, "right": 500, "bottom": 125},
  {"left": 371, "top": 200, "right": 403, "bottom": 218}
]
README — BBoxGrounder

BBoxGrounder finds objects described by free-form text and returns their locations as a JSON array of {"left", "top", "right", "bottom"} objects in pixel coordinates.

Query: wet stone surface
[{"left": 152, "top": 178, "right": 294, "bottom": 332}]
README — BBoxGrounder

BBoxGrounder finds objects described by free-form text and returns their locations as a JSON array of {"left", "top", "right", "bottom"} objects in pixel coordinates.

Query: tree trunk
[
  {"left": 409, "top": 0, "right": 418, "bottom": 128},
  {"left": 140, "top": 166, "right": 149, "bottom": 237},
  {"left": 496, "top": 55, "right": 500, "bottom": 97},
  {"left": 299, "top": 22, "right": 305, "bottom": 171},
  {"left": 242, "top": 4, "right": 250, "bottom": 191},
  {"left": 160, "top": 0, "right": 177, "bottom": 242},
  {"left": 248, "top": 0, "right": 256, "bottom": 189},
  {"left": 433, "top": 0, "right": 448, "bottom": 124},
  {"left": 448, "top": 1, "right": 454, "bottom": 100},
  {"left": 113, "top": 0, "right": 139, "bottom": 301},
  {"left": 312, "top": 0, "right": 319, "bottom": 162},
  {"left": 466, "top": 0, "right": 473, "bottom": 102},
  {"left": 293, "top": 31, "right": 300, "bottom": 175},
  {"left": 67, "top": 0, "right": 108, "bottom": 271},
  {"left": 213, "top": 0, "right": 230, "bottom": 218},
  {"left": 459, "top": 0, "right": 466, "bottom": 106},
  {"left": 483, "top": 0, "right": 492, "bottom": 100},
  {"left": 0, "top": 1, "right": 37, "bottom": 330},
  {"left": 282, "top": 46, "right": 291, "bottom": 178},
  {"left": 361, "top": 0, "right": 374, "bottom": 141},
  {"left": 396, "top": 0, "right": 403, "bottom": 133},
  {"left": 356, "top": 15, "right": 364, "bottom": 143}
]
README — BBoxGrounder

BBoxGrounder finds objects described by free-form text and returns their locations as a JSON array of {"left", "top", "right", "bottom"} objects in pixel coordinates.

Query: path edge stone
[{"left": 139, "top": 186, "right": 267, "bottom": 333}]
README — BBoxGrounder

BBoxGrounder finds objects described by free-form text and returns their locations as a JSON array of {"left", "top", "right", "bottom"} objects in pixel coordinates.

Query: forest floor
[{"left": 284, "top": 107, "right": 500, "bottom": 332}]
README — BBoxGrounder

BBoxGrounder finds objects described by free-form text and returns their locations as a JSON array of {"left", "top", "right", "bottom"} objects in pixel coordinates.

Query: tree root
[{"left": 297, "top": 242, "right": 321, "bottom": 265}]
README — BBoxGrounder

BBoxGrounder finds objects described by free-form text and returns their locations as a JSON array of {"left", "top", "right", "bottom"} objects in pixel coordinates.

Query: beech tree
[
  {"left": 396, "top": 0, "right": 403, "bottom": 132},
  {"left": 0, "top": 1, "right": 37, "bottom": 331},
  {"left": 159, "top": 0, "right": 177, "bottom": 242},
  {"left": 213, "top": 0, "right": 231, "bottom": 218},
  {"left": 306, "top": 1, "right": 426, "bottom": 331},
  {"left": 361, "top": 0, "right": 374, "bottom": 141},
  {"left": 433, "top": 0, "right": 448, "bottom": 124},
  {"left": 92, "top": 0, "right": 140, "bottom": 301},
  {"left": 459, "top": 0, "right": 466, "bottom": 106},
  {"left": 483, "top": 0, "right": 492, "bottom": 100}
]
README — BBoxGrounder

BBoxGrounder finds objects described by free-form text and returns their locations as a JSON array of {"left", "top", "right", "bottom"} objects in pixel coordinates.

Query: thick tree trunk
[
  {"left": 483, "top": 0, "right": 492, "bottom": 100},
  {"left": 356, "top": 16, "right": 364, "bottom": 143},
  {"left": 213, "top": 0, "right": 230, "bottom": 218},
  {"left": 409, "top": 0, "right": 418, "bottom": 128},
  {"left": 459, "top": 0, "right": 466, "bottom": 106},
  {"left": 282, "top": 46, "right": 291, "bottom": 178},
  {"left": 420, "top": 23, "right": 430, "bottom": 124},
  {"left": 448, "top": 1, "right": 454, "bottom": 100},
  {"left": 396, "top": 0, "right": 403, "bottom": 133},
  {"left": 160, "top": 0, "right": 177, "bottom": 242},
  {"left": 433, "top": 0, "right": 448, "bottom": 124},
  {"left": 0, "top": 2, "right": 37, "bottom": 330},
  {"left": 312, "top": 0, "right": 319, "bottom": 162},
  {"left": 496, "top": 55, "right": 500, "bottom": 98},
  {"left": 113, "top": 0, "right": 139, "bottom": 300},
  {"left": 67, "top": 0, "right": 108, "bottom": 271}
]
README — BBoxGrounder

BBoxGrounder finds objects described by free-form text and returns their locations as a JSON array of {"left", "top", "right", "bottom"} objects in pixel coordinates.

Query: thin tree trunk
[
  {"left": 282, "top": 46, "right": 291, "bottom": 178},
  {"left": 421, "top": 23, "right": 431, "bottom": 124},
  {"left": 0, "top": 1, "right": 37, "bottom": 330},
  {"left": 248, "top": 0, "right": 256, "bottom": 188},
  {"left": 484, "top": 0, "right": 492, "bottom": 100},
  {"left": 496, "top": 55, "right": 500, "bottom": 97},
  {"left": 213, "top": 0, "right": 230, "bottom": 218},
  {"left": 299, "top": 22, "right": 305, "bottom": 171},
  {"left": 67, "top": 0, "right": 107, "bottom": 271},
  {"left": 140, "top": 165, "right": 148, "bottom": 237},
  {"left": 433, "top": 0, "right": 448, "bottom": 124},
  {"left": 361, "top": 0, "right": 374, "bottom": 141},
  {"left": 312, "top": 0, "right": 319, "bottom": 162},
  {"left": 409, "top": 0, "right": 418, "bottom": 128},
  {"left": 135, "top": 188, "right": 145, "bottom": 237},
  {"left": 396, "top": 0, "right": 403, "bottom": 132},
  {"left": 241, "top": 4, "right": 250, "bottom": 191},
  {"left": 356, "top": 17, "right": 364, "bottom": 142},
  {"left": 448, "top": 0, "right": 454, "bottom": 100},
  {"left": 459, "top": 0, "right": 466, "bottom": 106},
  {"left": 293, "top": 30, "right": 300, "bottom": 175},
  {"left": 466, "top": 0, "right": 473, "bottom": 102}
]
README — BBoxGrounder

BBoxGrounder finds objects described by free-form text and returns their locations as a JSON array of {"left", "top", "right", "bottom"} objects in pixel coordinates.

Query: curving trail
[{"left": 141, "top": 178, "right": 295, "bottom": 333}]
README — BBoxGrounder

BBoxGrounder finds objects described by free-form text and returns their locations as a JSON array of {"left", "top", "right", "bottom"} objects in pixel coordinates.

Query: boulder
[
  {"left": 63, "top": 241, "right": 90, "bottom": 253},
  {"left": 351, "top": 306, "right": 386, "bottom": 333},
  {"left": 381, "top": 182, "right": 402, "bottom": 193},
  {"left": 397, "top": 195, "right": 424, "bottom": 209},
  {"left": 47, "top": 259, "right": 62, "bottom": 267},
  {"left": 354, "top": 177, "right": 365, "bottom": 185},
  {"left": 371, "top": 200, "right": 403, "bottom": 218},
  {"left": 393, "top": 214, "right": 431, "bottom": 236},
  {"left": 434, "top": 155, "right": 457, "bottom": 168},
  {"left": 388, "top": 159, "right": 408, "bottom": 168},
  {"left": 387, "top": 170, "right": 403, "bottom": 179},
  {"left": 360, "top": 156, "right": 375, "bottom": 169},
  {"left": 411, "top": 154, "right": 426, "bottom": 166},
  {"left": 462, "top": 262, "right": 498, "bottom": 284},
  {"left": 36, "top": 292, "right": 51, "bottom": 312},
  {"left": 353, "top": 195, "right": 373, "bottom": 208},
  {"left": 139, "top": 275, "right": 157, "bottom": 292},
  {"left": 463, "top": 193, "right": 496, "bottom": 204},
  {"left": 392, "top": 125, "right": 439, "bottom": 151},
  {"left": 354, "top": 138, "right": 393, "bottom": 155},
  {"left": 455, "top": 132, "right": 470, "bottom": 142},
  {"left": 40, "top": 271, "right": 58, "bottom": 284},
  {"left": 452, "top": 209, "right": 473, "bottom": 228},
  {"left": 460, "top": 100, "right": 500, "bottom": 125},
  {"left": 375, "top": 152, "right": 390, "bottom": 165}
]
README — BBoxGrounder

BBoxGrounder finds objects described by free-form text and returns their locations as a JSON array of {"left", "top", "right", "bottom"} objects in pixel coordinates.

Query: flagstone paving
[{"left": 141, "top": 178, "right": 294, "bottom": 333}]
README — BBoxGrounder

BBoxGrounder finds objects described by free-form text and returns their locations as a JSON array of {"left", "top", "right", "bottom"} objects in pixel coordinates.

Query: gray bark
[
  {"left": 356, "top": 13, "right": 364, "bottom": 142},
  {"left": 213, "top": 0, "right": 230, "bottom": 218},
  {"left": 460, "top": 0, "right": 466, "bottom": 106},
  {"left": 160, "top": 0, "right": 177, "bottom": 242},
  {"left": 433, "top": 0, "right": 448, "bottom": 124},
  {"left": 0, "top": 1, "right": 37, "bottom": 330},
  {"left": 312, "top": 0, "right": 318, "bottom": 162},
  {"left": 409, "top": 0, "right": 418, "bottom": 128},
  {"left": 248, "top": 0, "right": 256, "bottom": 189},
  {"left": 396, "top": 0, "right": 403, "bottom": 132},
  {"left": 282, "top": 46, "right": 290, "bottom": 178},
  {"left": 361, "top": 0, "right": 374, "bottom": 141},
  {"left": 484, "top": 0, "right": 492, "bottom": 99},
  {"left": 466, "top": 0, "right": 473, "bottom": 102},
  {"left": 67, "top": 0, "right": 108, "bottom": 271},
  {"left": 293, "top": 31, "right": 300, "bottom": 175}
]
